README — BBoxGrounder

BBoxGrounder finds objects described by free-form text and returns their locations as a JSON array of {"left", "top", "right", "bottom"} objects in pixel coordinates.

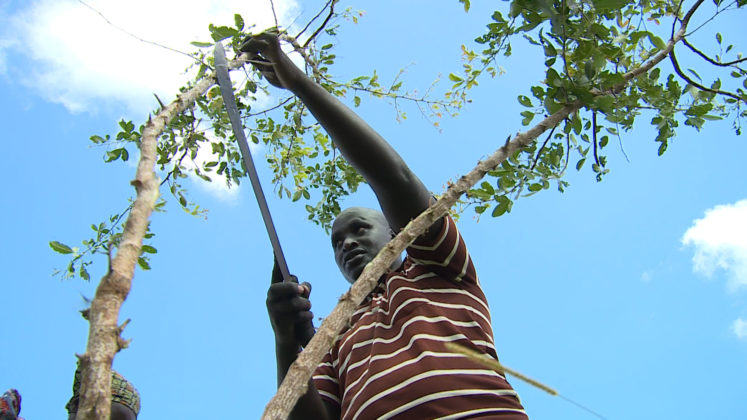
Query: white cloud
[
  {"left": 732, "top": 318, "right": 747, "bottom": 342},
  {"left": 682, "top": 199, "right": 747, "bottom": 291},
  {"left": 1, "top": 0, "right": 299, "bottom": 114}
]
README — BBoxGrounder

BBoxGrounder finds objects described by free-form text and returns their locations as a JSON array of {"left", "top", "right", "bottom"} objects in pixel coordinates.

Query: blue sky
[{"left": 1, "top": 0, "right": 746, "bottom": 419}]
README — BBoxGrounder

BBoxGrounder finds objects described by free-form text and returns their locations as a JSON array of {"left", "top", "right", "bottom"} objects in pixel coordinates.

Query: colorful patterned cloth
[
  {"left": 0, "top": 389, "right": 23, "bottom": 420},
  {"left": 65, "top": 364, "right": 140, "bottom": 416}
]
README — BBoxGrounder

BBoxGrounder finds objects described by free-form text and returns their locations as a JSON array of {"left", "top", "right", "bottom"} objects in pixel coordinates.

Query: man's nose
[{"left": 342, "top": 237, "right": 358, "bottom": 251}]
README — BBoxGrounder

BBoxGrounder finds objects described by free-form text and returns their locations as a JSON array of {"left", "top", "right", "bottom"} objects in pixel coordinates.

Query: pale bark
[
  {"left": 75, "top": 55, "right": 248, "bottom": 420},
  {"left": 260, "top": 2, "right": 703, "bottom": 417}
]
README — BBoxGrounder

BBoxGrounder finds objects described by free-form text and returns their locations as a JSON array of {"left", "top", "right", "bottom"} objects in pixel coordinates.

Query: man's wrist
[{"left": 275, "top": 334, "right": 301, "bottom": 349}]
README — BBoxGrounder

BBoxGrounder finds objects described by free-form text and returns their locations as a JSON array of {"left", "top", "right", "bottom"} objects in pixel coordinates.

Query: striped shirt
[{"left": 313, "top": 216, "right": 528, "bottom": 419}]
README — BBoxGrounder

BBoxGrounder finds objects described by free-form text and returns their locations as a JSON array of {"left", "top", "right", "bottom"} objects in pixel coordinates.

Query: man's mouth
[{"left": 344, "top": 249, "right": 366, "bottom": 265}]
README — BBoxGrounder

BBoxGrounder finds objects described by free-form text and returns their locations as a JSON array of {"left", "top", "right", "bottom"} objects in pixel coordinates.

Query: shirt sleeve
[
  {"left": 312, "top": 350, "right": 342, "bottom": 408},
  {"left": 406, "top": 215, "right": 478, "bottom": 284}
]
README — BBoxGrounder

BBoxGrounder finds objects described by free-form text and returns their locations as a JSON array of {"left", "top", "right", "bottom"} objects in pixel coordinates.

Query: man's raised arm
[{"left": 241, "top": 32, "right": 442, "bottom": 236}]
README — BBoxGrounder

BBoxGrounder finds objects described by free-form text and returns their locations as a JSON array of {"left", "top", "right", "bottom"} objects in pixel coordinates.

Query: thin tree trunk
[
  {"left": 75, "top": 54, "right": 248, "bottom": 420},
  {"left": 260, "top": 2, "right": 702, "bottom": 416}
]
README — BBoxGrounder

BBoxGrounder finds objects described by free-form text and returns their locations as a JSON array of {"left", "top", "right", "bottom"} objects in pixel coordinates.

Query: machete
[
  {"left": 213, "top": 42, "right": 292, "bottom": 281},
  {"left": 213, "top": 43, "right": 314, "bottom": 346}
]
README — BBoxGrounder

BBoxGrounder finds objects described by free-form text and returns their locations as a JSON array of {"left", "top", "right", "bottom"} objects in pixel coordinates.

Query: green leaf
[
  {"left": 594, "top": 95, "right": 615, "bottom": 112},
  {"left": 716, "top": 32, "right": 722, "bottom": 44},
  {"left": 79, "top": 265, "right": 90, "bottom": 281},
  {"left": 576, "top": 158, "right": 586, "bottom": 170},
  {"left": 209, "top": 25, "right": 239, "bottom": 42},
  {"left": 491, "top": 196, "right": 512, "bottom": 217},
  {"left": 528, "top": 183, "right": 543, "bottom": 192},
  {"left": 354, "top": 96, "right": 361, "bottom": 107},
  {"left": 480, "top": 181, "right": 495, "bottom": 195},
  {"left": 50, "top": 241, "right": 73, "bottom": 254},
  {"left": 105, "top": 148, "right": 122, "bottom": 162},
  {"left": 120, "top": 148, "right": 129, "bottom": 161},
  {"left": 459, "top": 0, "right": 470, "bottom": 12},
  {"left": 517, "top": 95, "right": 533, "bottom": 107},
  {"left": 448, "top": 73, "right": 463, "bottom": 82},
  {"left": 234, "top": 14, "right": 244, "bottom": 30},
  {"left": 647, "top": 33, "right": 666, "bottom": 50},
  {"left": 190, "top": 41, "right": 213, "bottom": 48},
  {"left": 592, "top": 0, "right": 628, "bottom": 10},
  {"left": 141, "top": 245, "right": 157, "bottom": 254},
  {"left": 521, "top": 110, "right": 535, "bottom": 126},
  {"left": 137, "top": 257, "right": 151, "bottom": 270},
  {"left": 657, "top": 141, "right": 668, "bottom": 156}
]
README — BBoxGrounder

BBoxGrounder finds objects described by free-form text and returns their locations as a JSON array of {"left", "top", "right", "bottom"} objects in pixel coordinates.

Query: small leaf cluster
[
  {"left": 50, "top": 207, "right": 160, "bottom": 280},
  {"left": 452, "top": 0, "right": 745, "bottom": 219}
]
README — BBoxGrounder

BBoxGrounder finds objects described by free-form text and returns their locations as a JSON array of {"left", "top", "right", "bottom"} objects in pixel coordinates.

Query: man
[{"left": 243, "top": 32, "right": 528, "bottom": 419}]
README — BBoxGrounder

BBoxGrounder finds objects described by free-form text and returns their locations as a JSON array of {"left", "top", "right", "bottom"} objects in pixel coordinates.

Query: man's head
[{"left": 331, "top": 207, "right": 401, "bottom": 283}]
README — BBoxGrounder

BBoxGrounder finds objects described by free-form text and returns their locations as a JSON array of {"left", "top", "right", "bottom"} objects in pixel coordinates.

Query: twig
[
  {"left": 530, "top": 125, "right": 557, "bottom": 170},
  {"left": 268, "top": 0, "right": 280, "bottom": 30},
  {"left": 670, "top": 48, "right": 744, "bottom": 103},
  {"left": 684, "top": 0, "right": 739, "bottom": 37},
  {"left": 446, "top": 341, "right": 608, "bottom": 420},
  {"left": 301, "top": 0, "right": 336, "bottom": 48},
  {"left": 592, "top": 111, "right": 600, "bottom": 167},
  {"left": 77, "top": 0, "right": 206, "bottom": 67},
  {"left": 614, "top": 120, "right": 630, "bottom": 163},
  {"left": 682, "top": 37, "right": 747, "bottom": 67}
]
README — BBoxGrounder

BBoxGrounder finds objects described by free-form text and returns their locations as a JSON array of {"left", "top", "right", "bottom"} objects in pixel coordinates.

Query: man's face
[{"left": 331, "top": 208, "right": 393, "bottom": 284}]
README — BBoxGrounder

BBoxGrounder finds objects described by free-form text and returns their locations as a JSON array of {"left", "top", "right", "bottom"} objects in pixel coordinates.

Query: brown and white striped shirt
[{"left": 313, "top": 216, "right": 528, "bottom": 419}]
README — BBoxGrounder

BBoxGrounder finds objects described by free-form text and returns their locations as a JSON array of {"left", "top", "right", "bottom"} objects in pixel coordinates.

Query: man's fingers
[
  {"left": 271, "top": 256, "right": 299, "bottom": 284},
  {"left": 300, "top": 281, "right": 312, "bottom": 298},
  {"left": 240, "top": 37, "right": 270, "bottom": 54},
  {"left": 267, "top": 282, "right": 302, "bottom": 300}
]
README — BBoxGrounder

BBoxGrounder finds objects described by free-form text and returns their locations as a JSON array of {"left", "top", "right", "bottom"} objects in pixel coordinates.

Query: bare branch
[
  {"left": 77, "top": 0, "right": 207, "bottom": 67},
  {"left": 301, "top": 0, "right": 336, "bottom": 48},
  {"left": 682, "top": 37, "right": 747, "bottom": 67},
  {"left": 268, "top": 0, "right": 280, "bottom": 29}
]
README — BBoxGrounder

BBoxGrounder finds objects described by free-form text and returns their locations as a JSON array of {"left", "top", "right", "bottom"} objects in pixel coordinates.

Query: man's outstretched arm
[{"left": 241, "top": 33, "right": 442, "bottom": 236}]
